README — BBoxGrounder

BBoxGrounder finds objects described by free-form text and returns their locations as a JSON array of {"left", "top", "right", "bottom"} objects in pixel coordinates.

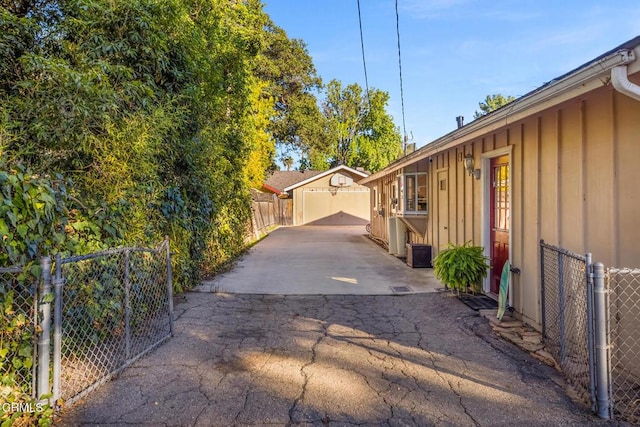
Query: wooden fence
[{"left": 249, "top": 193, "right": 292, "bottom": 239}]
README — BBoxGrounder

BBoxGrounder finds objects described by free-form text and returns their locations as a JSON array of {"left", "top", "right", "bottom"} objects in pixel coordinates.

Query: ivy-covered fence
[
  {"left": 1, "top": 262, "right": 52, "bottom": 426},
  {"left": 0, "top": 239, "right": 173, "bottom": 425},
  {"left": 0, "top": 266, "right": 36, "bottom": 400}
]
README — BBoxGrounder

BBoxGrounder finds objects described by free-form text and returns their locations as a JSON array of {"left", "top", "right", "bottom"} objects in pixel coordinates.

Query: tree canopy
[
  {"left": 0, "top": 0, "right": 402, "bottom": 292},
  {"left": 307, "top": 80, "right": 402, "bottom": 173},
  {"left": 0, "top": 0, "right": 310, "bottom": 288},
  {"left": 474, "top": 94, "right": 517, "bottom": 118}
]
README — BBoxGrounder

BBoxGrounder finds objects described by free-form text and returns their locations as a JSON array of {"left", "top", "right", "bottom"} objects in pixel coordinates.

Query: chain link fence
[
  {"left": 0, "top": 266, "right": 37, "bottom": 398},
  {"left": 1, "top": 238, "right": 172, "bottom": 411},
  {"left": 54, "top": 240, "right": 173, "bottom": 404},
  {"left": 540, "top": 241, "right": 595, "bottom": 407},
  {"left": 607, "top": 268, "right": 640, "bottom": 424}
]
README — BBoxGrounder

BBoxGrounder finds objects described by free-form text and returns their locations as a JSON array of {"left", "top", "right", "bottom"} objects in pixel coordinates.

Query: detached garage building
[{"left": 263, "top": 165, "right": 370, "bottom": 226}]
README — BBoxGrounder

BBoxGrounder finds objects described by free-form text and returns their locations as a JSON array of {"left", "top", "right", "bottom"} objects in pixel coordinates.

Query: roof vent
[{"left": 456, "top": 116, "right": 464, "bottom": 129}]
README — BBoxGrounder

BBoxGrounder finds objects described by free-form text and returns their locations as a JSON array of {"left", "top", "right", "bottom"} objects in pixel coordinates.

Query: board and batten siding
[
  {"left": 369, "top": 170, "right": 400, "bottom": 245},
  {"left": 365, "top": 77, "right": 640, "bottom": 329}
]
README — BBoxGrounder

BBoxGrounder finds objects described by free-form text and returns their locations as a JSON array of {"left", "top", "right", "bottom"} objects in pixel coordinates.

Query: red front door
[{"left": 490, "top": 156, "right": 509, "bottom": 294}]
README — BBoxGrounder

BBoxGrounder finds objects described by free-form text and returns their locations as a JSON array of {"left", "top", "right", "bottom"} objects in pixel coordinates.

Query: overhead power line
[
  {"left": 356, "top": 0, "right": 371, "bottom": 102},
  {"left": 395, "top": 0, "right": 407, "bottom": 144}
]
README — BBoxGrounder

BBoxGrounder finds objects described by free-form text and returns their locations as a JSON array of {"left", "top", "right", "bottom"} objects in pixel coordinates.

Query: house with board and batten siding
[{"left": 359, "top": 36, "right": 640, "bottom": 330}]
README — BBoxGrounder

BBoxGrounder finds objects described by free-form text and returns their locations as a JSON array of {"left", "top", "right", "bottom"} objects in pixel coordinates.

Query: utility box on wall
[{"left": 406, "top": 244, "right": 432, "bottom": 268}]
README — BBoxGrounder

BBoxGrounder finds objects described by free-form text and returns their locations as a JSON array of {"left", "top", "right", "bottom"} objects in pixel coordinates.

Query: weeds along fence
[
  {"left": 541, "top": 240, "right": 640, "bottom": 424},
  {"left": 0, "top": 238, "right": 173, "bottom": 407}
]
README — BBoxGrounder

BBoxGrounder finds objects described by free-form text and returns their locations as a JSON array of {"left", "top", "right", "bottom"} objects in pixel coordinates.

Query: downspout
[{"left": 611, "top": 51, "right": 640, "bottom": 101}]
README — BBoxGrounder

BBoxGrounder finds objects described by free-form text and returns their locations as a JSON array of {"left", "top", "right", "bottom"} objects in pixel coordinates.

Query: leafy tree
[
  {"left": 309, "top": 80, "right": 402, "bottom": 173},
  {"left": 474, "top": 94, "right": 516, "bottom": 118},
  {"left": 354, "top": 89, "right": 404, "bottom": 172},
  {"left": 0, "top": 0, "right": 272, "bottom": 288},
  {"left": 244, "top": 78, "right": 276, "bottom": 188},
  {"left": 1, "top": 0, "right": 335, "bottom": 288},
  {"left": 252, "top": 20, "right": 326, "bottom": 154}
]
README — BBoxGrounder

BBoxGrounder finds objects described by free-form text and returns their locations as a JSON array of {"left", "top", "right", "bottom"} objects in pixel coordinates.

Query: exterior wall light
[{"left": 464, "top": 153, "right": 481, "bottom": 180}]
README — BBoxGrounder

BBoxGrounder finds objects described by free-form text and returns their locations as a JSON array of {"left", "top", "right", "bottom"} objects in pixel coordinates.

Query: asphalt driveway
[
  {"left": 57, "top": 226, "right": 607, "bottom": 426},
  {"left": 195, "top": 226, "right": 441, "bottom": 295},
  {"left": 58, "top": 293, "right": 604, "bottom": 426}
]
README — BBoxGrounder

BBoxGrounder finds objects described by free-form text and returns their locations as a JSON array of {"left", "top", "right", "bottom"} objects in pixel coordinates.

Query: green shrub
[
  {"left": 0, "top": 160, "right": 68, "bottom": 426},
  {"left": 433, "top": 242, "right": 490, "bottom": 294}
]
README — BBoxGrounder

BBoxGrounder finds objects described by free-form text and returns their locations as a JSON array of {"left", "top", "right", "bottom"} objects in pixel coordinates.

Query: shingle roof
[
  {"left": 263, "top": 170, "right": 324, "bottom": 193},
  {"left": 250, "top": 188, "right": 276, "bottom": 202}
]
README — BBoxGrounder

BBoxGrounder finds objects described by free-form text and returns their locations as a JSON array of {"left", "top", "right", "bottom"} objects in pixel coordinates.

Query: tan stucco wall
[
  {"left": 365, "top": 72, "right": 640, "bottom": 330},
  {"left": 291, "top": 170, "right": 370, "bottom": 225}
]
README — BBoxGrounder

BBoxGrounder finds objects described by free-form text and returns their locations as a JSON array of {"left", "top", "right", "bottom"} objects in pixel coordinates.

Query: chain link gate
[
  {"left": 539, "top": 241, "right": 640, "bottom": 421},
  {"left": 50, "top": 238, "right": 174, "bottom": 405},
  {"left": 2, "top": 238, "right": 173, "bottom": 418},
  {"left": 540, "top": 241, "right": 596, "bottom": 409}
]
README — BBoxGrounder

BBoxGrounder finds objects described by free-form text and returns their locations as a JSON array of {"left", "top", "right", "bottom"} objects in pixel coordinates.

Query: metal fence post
[
  {"left": 585, "top": 253, "right": 597, "bottom": 412},
  {"left": 52, "top": 254, "right": 63, "bottom": 403},
  {"left": 593, "top": 262, "right": 611, "bottom": 419},
  {"left": 37, "top": 256, "right": 52, "bottom": 400},
  {"left": 540, "top": 240, "right": 546, "bottom": 336},
  {"left": 558, "top": 251, "right": 566, "bottom": 362},
  {"left": 165, "top": 236, "right": 174, "bottom": 336},
  {"left": 31, "top": 268, "right": 38, "bottom": 398},
  {"left": 124, "top": 250, "right": 131, "bottom": 360}
]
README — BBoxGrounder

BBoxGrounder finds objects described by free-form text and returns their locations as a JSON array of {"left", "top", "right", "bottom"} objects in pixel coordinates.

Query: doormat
[
  {"left": 390, "top": 285, "right": 413, "bottom": 294},
  {"left": 457, "top": 294, "right": 498, "bottom": 311}
]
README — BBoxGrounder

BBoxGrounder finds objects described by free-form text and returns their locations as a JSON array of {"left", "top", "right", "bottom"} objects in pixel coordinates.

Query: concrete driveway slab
[{"left": 195, "top": 226, "right": 440, "bottom": 295}]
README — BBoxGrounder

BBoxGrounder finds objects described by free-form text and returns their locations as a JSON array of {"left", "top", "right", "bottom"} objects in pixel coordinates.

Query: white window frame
[{"left": 398, "top": 173, "right": 428, "bottom": 216}]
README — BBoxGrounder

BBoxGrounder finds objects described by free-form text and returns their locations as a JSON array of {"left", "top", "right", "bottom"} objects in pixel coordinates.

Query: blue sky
[{"left": 263, "top": 0, "right": 640, "bottom": 149}]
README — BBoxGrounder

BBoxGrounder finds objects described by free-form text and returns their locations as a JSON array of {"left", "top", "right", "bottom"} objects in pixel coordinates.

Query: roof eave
[
  {"left": 260, "top": 183, "right": 282, "bottom": 195},
  {"left": 284, "top": 164, "right": 369, "bottom": 192},
  {"left": 360, "top": 45, "right": 638, "bottom": 185}
]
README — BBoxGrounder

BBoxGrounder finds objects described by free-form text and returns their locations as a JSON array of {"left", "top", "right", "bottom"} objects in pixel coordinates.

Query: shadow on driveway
[
  {"left": 57, "top": 292, "right": 608, "bottom": 426},
  {"left": 56, "top": 226, "right": 610, "bottom": 426}
]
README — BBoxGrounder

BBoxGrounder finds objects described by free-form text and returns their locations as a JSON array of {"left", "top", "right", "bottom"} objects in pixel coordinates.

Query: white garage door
[{"left": 302, "top": 188, "right": 370, "bottom": 225}]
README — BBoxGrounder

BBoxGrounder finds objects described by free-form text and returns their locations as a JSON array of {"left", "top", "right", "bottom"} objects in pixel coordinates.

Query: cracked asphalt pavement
[
  {"left": 57, "top": 292, "right": 608, "bottom": 426},
  {"left": 57, "top": 227, "right": 611, "bottom": 426}
]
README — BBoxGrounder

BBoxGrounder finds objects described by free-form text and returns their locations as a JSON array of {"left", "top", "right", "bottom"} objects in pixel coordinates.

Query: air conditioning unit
[{"left": 388, "top": 217, "right": 407, "bottom": 256}]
